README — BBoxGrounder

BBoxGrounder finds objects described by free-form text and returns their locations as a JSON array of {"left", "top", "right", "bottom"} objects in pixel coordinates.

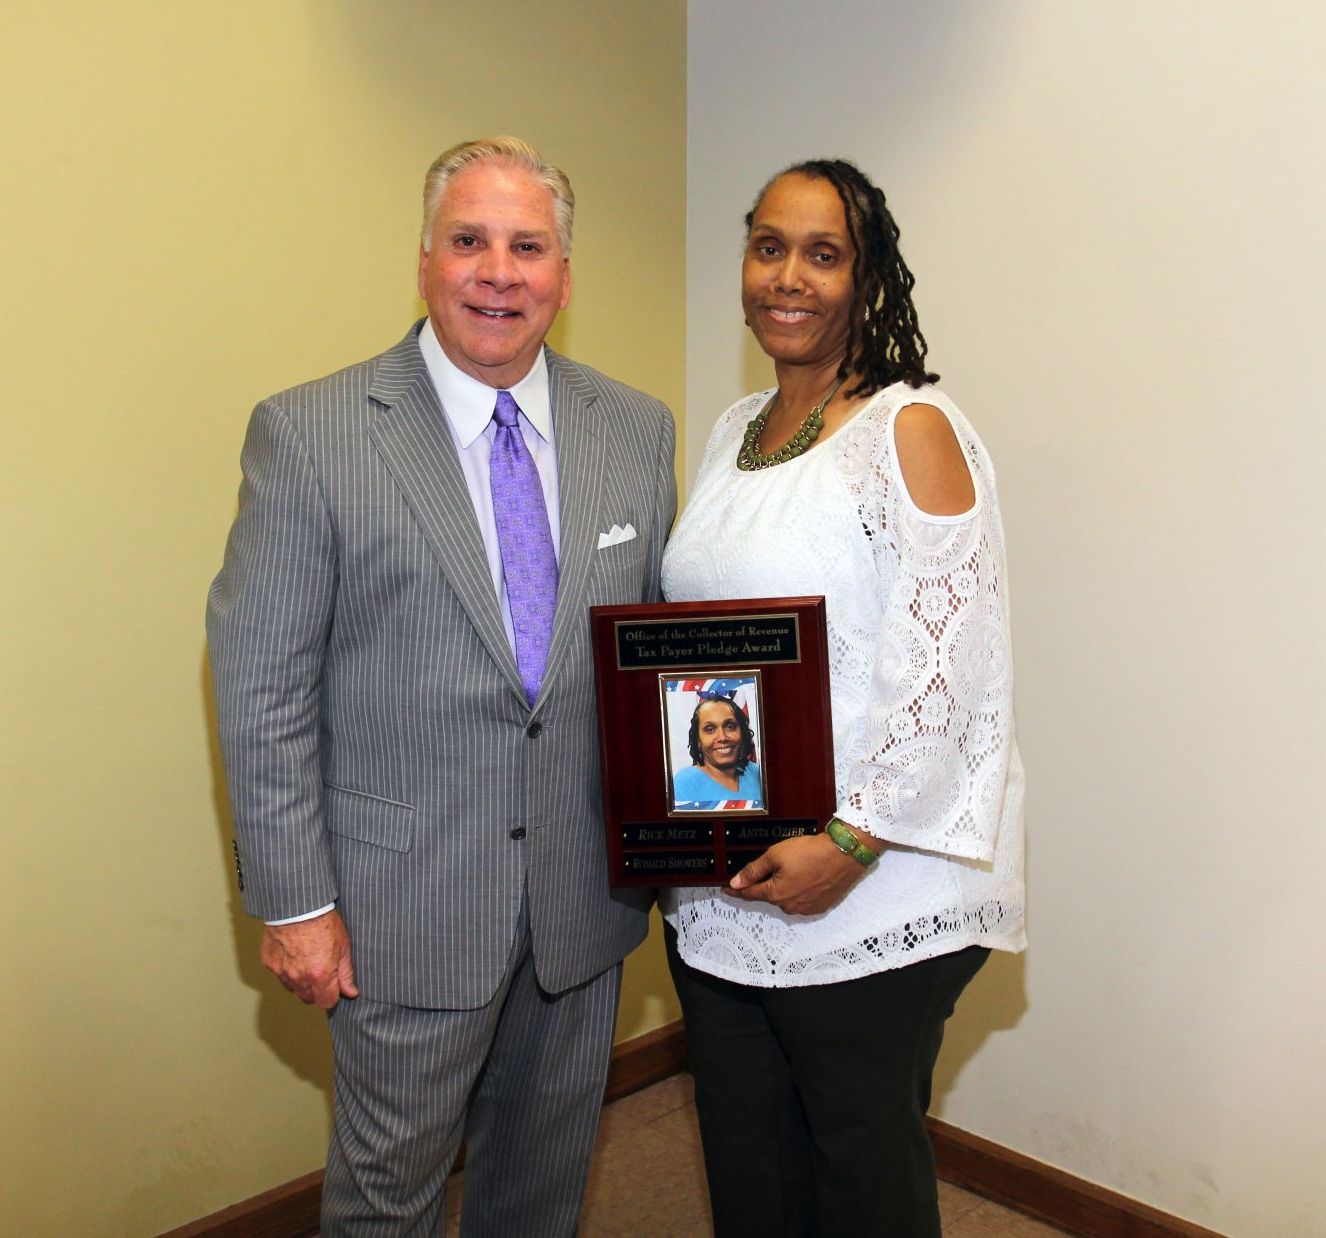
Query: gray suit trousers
[{"left": 323, "top": 895, "right": 621, "bottom": 1237}]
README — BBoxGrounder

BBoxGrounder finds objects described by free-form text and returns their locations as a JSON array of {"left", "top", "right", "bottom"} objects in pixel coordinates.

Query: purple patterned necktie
[{"left": 490, "top": 390, "right": 558, "bottom": 706}]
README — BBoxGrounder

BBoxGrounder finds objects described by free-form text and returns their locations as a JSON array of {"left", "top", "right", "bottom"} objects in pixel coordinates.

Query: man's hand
[
  {"left": 260, "top": 910, "right": 359, "bottom": 1009},
  {"left": 729, "top": 834, "right": 874, "bottom": 916}
]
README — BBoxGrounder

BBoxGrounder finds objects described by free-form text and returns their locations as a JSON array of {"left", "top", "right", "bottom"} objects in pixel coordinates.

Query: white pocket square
[{"left": 597, "top": 523, "right": 637, "bottom": 549}]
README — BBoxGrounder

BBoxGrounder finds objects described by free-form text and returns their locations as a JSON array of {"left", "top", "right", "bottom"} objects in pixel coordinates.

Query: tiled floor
[{"left": 443, "top": 1073, "right": 1070, "bottom": 1236}]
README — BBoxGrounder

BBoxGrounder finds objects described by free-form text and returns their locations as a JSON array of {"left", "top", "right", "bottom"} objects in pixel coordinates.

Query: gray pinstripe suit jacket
[{"left": 207, "top": 322, "right": 676, "bottom": 1009}]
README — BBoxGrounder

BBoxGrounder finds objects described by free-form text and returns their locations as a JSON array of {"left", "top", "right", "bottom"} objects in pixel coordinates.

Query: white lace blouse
[{"left": 660, "top": 383, "right": 1026, "bottom": 987}]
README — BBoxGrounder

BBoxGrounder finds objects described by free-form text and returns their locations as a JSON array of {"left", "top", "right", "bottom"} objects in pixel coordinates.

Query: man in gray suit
[{"left": 208, "top": 136, "right": 676, "bottom": 1236}]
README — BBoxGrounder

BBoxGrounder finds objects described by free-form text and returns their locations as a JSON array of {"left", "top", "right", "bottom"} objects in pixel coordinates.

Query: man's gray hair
[{"left": 421, "top": 136, "right": 575, "bottom": 255}]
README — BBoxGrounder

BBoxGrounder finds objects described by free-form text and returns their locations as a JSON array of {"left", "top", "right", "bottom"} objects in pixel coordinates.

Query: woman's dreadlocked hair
[{"left": 745, "top": 159, "right": 938, "bottom": 396}]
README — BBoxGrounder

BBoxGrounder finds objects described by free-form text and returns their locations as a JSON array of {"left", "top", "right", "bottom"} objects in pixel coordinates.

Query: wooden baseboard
[
  {"left": 159, "top": 1020, "right": 688, "bottom": 1238},
  {"left": 604, "top": 1018, "right": 687, "bottom": 1104},
  {"left": 928, "top": 1118, "right": 1225, "bottom": 1237},
  {"left": 157, "top": 1170, "right": 323, "bottom": 1238},
  {"left": 163, "top": 1019, "right": 1222, "bottom": 1238}
]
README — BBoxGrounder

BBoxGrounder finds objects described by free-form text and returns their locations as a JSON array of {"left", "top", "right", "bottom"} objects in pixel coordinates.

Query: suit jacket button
[
  {"left": 526, "top": 721, "right": 542, "bottom": 738},
  {"left": 510, "top": 827, "right": 527, "bottom": 841}
]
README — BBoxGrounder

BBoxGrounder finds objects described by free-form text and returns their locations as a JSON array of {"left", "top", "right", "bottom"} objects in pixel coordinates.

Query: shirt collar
[{"left": 417, "top": 318, "right": 552, "bottom": 448}]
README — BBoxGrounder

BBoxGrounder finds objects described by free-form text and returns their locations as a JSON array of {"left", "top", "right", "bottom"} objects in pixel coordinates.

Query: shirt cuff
[{"left": 266, "top": 903, "right": 335, "bottom": 925}]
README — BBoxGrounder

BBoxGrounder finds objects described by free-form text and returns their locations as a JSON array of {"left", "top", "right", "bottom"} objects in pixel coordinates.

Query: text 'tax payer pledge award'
[{"left": 590, "top": 597, "right": 835, "bottom": 886}]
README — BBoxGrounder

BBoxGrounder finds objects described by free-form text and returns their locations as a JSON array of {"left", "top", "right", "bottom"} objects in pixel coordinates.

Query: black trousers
[{"left": 666, "top": 927, "right": 989, "bottom": 1238}]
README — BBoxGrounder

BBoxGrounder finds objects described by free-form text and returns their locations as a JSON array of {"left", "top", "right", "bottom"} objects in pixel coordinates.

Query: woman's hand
[{"left": 728, "top": 833, "right": 873, "bottom": 915}]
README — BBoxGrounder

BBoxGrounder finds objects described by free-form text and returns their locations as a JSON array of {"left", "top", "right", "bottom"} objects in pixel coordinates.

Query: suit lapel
[
  {"left": 538, "top": 350, "right": 604, "bottom": 709},
  {"left": 366, "top": 325, "right": 526, "bottom": 705}
]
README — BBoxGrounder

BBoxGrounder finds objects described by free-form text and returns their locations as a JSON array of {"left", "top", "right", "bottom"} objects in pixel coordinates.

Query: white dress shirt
[
  {"left": 267, "top": 319, "right": 562, "bottom": 926},
  {"left": 416, "top": 316, "right": 562, "bottom": 653}
]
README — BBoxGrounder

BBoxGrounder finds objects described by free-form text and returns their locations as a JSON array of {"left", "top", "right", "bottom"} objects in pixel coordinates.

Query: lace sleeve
[{"left": 838, "top": 397, "right": 1015, "bottom": 863}]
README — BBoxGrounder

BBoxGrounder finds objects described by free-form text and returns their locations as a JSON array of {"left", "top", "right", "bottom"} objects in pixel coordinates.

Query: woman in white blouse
[{"left": 660, "top": 159, "right": 1026, "bottom": 1237}]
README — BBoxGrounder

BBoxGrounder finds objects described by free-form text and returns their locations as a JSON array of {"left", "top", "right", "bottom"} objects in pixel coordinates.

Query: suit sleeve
[
  {"left": 206, "top": 398, "right": 339, "bottom": 920},
  {"left": 642, "top": 400, "right": 678, "bottom": 603}
]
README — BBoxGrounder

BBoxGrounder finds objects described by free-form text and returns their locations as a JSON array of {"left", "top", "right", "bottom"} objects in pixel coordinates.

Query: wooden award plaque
[{"left": 590, "top": 597, "right": 835, "bottom": 886}]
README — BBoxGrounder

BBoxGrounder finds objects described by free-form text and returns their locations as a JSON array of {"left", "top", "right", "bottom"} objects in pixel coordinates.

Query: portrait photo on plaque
[{"left": 661, "top": 673, "right": 768, "bottom": 814}]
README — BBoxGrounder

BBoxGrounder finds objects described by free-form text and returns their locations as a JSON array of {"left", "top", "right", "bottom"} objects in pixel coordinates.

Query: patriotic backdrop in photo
[{"left": 662, "top": 674, "right": 764, "bottom": 810}]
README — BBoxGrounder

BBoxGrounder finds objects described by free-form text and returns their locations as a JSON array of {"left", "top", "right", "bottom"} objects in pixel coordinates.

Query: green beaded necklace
[{"left": 736, "top": 377, "right": 844, "bottom": 471}]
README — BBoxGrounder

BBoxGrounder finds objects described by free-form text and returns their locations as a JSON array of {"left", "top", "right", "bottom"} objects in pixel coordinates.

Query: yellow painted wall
[{"left": 1, "top": 4, "right": 684, "bottom": 1233}]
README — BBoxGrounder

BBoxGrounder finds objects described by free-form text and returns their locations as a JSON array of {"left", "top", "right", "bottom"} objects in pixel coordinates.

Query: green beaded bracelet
[{"left": 825, "top": 818, "right": 879, "bottom": 867}]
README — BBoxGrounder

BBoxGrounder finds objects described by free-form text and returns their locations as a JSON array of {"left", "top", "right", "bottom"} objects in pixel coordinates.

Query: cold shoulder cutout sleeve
[
  {"left": 891, "top": 402, "right": 977, "bottom": 518},
  {"left": 838, "top": 391, "right": 1015, "bottom": 863}
]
